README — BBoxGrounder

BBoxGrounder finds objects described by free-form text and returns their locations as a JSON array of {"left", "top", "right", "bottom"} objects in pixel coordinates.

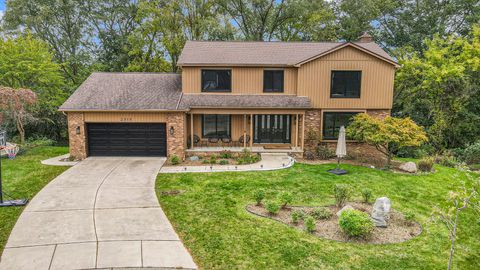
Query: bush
[
  {"left": 265, "top": 201, "right": 281, "bottom": 215},
  {"left": 333, "top": 184, "right": 351, "bottom": 207},
  {"left": 361, "top": 188, "right": 373, "bottom": 203},
  {"left": 219, "top": 159, "right": 229, "bottom": 165},
  {"left": 435, "top": 154, "right": 458, "bottom": 168},
  {"left": 304, "top": 151, "right": 316, "bottom": 160},
  {"left": 310, "top": 207, "right": 333, "bottom": 220},
  {"left": 202, "top": 159, "right": 209, "bottom": 164},
  {"left": 316, "top": 144, "right": 335, "bottom": 160},
  {"left": 170, "top": 155, "right": 180, "bottom": 165},
  {"left": 417, "top": 157, "right": 434, "bottom": 172},
  {"left": 253, "top": 189, "right": 265, "bottom": 205},
  {"left": 463, "top": 142, "right": 480, "bottom": 165},
  {"left": 236, "top": 149, "right": 261, "bottom": 165},
  {"left": 338, "top": 209, "right": 374, "bottom": 238},
  {"left": 278, "top": 191, "right": 293, "bottom": 208},
  {"left": 291, "top": 209, "right": 306, "bottom": 224},
  {"left": 304, "top": 216, "right": 316, "bottom": 233},
  {"left": 209, "top": 155, "right": 217, "bottom": 164},
  {"left": 219, "top": 150, "right": 233, "bottom": 159}
]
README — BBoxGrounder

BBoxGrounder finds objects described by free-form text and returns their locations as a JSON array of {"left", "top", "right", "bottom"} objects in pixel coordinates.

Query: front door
[{"left": 253, "top": 115, "right": 291, "bottom": 144}]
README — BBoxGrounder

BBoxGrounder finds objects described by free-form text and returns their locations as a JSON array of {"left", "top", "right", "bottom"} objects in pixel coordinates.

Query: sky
[{"left": 0, "top": 0, "right": 4, "bottom": 20}]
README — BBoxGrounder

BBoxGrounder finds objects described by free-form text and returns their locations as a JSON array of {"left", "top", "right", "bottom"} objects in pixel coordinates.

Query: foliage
[
  {"left": 291, "top": 209, "right": 306, "bottom": 224},
  {"left": 404, "top": 211, "right": 416, "bottom": 224},
  {"left": 236, "top": 149, "right": 260, "bottom": 165},
  {"left": 347, "top": 113, "right": 428, "bottom": 167},
  {"left": 170, "top": 155, "right": 180, "bottom": 165},
  {"left": 209, "top": 155, "right": 217, "bottom": 164},
  {"left": 265, "top": 200, "right": 280, "bottom": 215},
  {"left": 310, "top": 207, "right": 333, "bottom": 220},
  {"left": 333, "top": 184, "right": 352, "bottom": 207},
  {"left": 219, "top": 159, "right": 229, "bottom": 165},
  {"left": 435, "top": 155, "right": 459, "bottom": 168},
  {"left": 253, "top": 189, "right": 265, "bottom": 206},
  {"left": 304, "top": 216, "right": 316, "bottom": 233},
  {"left": 462, "top": 142, "right": 480, "bottom": 165},
  {"left": 219, "top": 150, "right": 233, "bottom": 159},
  {"left": 339, "top": 209, "right": 374, "bottom": 238},
  {"left": 304, "top": 151, "right": 316, "bottom": 160},
  {"left": 361, "top": 188, "right": 373, "bottom": 204},
  {"left": 418, "top": 157, "right": 435, "bottom": 172},
  {"left": 278, "top": 191, "right": 293, "bottom": 208},
  {"left": 316, "top": 144, "right": 335, "bottom": 160}
]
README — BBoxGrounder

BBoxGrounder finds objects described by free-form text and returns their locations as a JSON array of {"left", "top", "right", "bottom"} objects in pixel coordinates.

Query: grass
[
  {"left": 156, "top": 163, "right": 480, "bottom": 270},
  {"left": 0, "top": 146, "right": 69, "bottom": 252}
]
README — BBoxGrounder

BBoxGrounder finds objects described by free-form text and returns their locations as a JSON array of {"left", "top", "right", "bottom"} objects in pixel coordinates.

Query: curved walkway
[
  {"left": 160, "top": 153, "right": 294, "bottom": 173},
  {"left": 0, "top": 157, "right": 197, "bottom": 270}
]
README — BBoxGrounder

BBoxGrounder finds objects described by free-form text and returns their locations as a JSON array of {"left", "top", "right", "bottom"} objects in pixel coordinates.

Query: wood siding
[
  {"left": 182, "top": 67, "right": 297, "bottom": 95},
  {"left": 297, "top": 46, "right": 395, "bottom": 109},
  {"left": 84, "top": 112, "right": 167, "bottom": 123}
]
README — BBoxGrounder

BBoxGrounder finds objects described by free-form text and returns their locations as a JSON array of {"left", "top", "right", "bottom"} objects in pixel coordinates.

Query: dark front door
[
  {"left": 87, "top": 123, "right": 167, "bottom": 156},
  {"left": 253, "top": 115, "right": 291, "bottom": 144}
]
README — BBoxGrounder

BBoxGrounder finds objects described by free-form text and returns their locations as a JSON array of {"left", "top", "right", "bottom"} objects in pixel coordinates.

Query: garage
[{"left": 87, "top": 123, "right": 167, "bottom": 157}]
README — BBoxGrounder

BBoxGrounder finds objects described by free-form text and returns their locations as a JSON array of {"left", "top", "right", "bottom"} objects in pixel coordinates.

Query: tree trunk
[
  {"left": 448, "top": 210, "right": 460, "bottom": 270},
  {"left": 16, "top": 115, "right": 25, "bottom": 145}
]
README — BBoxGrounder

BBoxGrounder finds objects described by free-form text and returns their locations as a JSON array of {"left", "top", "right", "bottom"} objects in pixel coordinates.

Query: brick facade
[
  {"left": 166, "top": 112, "right": 186, "bottom": 160},
  {"left": 67, "top": 112, "right": 87, "bottom": 160}
]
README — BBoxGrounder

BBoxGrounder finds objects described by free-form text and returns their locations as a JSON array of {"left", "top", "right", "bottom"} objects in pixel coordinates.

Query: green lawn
[
  {"left": 0, "top": 146, "right": 69, "bottom": 252},
  {"left": 156, "top": 163, "right": 480, "bottom": 270}
]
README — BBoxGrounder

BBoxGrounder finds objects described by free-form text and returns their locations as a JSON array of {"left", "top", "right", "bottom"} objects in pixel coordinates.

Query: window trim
[
  {"left": 330, "top": 70, "right": 362, "bottom": 99},
  {"left": 201, "top": 69, "right": 232, "bottom": 92},
  {"left": 263, "top": 69, "right": 284, "bottom": 93},
  {"left": 201, "top": 114, "right": 232, "bottom": 138},
  {"left": 322, "top": 111, "right": 360, "bottom": 140}
]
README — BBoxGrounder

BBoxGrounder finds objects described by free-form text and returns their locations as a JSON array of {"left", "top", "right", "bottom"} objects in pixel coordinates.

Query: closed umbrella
[{"left": 328, "top": 126, "right": 348, "bottom": 175}]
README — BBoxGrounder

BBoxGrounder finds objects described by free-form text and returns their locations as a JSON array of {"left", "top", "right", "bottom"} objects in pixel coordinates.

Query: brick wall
[
  {"left": 167, "top": 112, "right": 186, "bottom": 160},
  {"left": 67, "top": 112, "right": 87, "bottom": 160}
]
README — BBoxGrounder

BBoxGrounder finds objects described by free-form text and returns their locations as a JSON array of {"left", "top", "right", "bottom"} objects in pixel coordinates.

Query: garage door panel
[{"left": 87, "top": 123, "right": 167, "bottom": 157}]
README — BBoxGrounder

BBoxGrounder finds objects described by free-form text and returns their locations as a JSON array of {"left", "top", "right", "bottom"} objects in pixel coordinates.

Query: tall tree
[{"left": 0, "top": 87, "right": 37, "bottom": 144}]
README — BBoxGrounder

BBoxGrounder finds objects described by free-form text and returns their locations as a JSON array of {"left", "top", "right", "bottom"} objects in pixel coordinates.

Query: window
[
  {"left": 201, "top": 70, "right": 231, "bottom": 92},
  {"left": 202, "top": 115, "right": 231, "bottom": 138},
  {"left": 322, "top": 112, "right": 359, "bottom": 140},
  {"left": 330, "top": 71, "right": 361, "bottom": 98},
  {"left": 263, "top": 70, "right": 284, "bottom": 92}
]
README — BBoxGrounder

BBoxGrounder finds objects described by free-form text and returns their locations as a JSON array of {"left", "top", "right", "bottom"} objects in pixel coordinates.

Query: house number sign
[{"left": 120, "top": 117, "right": 133, "bottom": 122}]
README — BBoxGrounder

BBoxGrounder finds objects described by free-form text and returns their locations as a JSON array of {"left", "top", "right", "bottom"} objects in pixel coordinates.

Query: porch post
[
  {"left": 295, "top": 114, "right": 299, "bottom": 148},
  {"left": 249, "top": 114, "right": 253, "bottom": 149},
  {"left": 190, "top": 113, "right": 194, "bottom": 150},
  {"left": 243, "top": 114, "right": 247, "bottom": 148},
  {"left": 301, "top": 114, "right": 305, "bottom": 151}
]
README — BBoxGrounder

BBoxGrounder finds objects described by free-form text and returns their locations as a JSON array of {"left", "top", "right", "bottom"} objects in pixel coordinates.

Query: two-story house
[{"left": 60, "top": 33, "right": 398, "bottom": 160}]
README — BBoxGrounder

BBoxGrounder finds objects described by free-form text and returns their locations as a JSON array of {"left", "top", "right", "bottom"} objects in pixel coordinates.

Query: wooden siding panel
[
  {"left": 298, "top": 46, "right": 394, "bottom": 109},
  {"left": 84, "top": 112, "right": 167, "bottom": 123}
]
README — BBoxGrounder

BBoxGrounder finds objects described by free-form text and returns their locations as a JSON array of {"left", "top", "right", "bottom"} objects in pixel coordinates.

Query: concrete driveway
[{"left": 0, "top": 157, "right": 197, "bottom": 270}]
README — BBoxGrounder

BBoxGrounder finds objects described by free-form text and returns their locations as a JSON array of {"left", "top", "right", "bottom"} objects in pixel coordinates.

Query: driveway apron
[{"left": 0, "top": 157, "right": 197, "bottom": 270}]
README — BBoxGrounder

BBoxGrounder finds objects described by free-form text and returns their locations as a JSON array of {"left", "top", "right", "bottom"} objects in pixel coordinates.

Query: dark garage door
[{"left": 87, "top": 123, "right": 167, "bottom": 156}]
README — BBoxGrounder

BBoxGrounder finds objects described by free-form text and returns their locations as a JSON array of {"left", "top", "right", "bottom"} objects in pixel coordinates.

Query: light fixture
[
  {"left": 169, "top": 126, "right": 174, "bottom": 136},
  {"left": 76, "top": 126, "right": 81, "bottom": 135}
]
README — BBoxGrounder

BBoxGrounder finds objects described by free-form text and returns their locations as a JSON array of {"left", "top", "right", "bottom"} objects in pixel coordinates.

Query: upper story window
[
  {"left": 322, "top": 112, "right": 359, "bottom": 140},
  {"left": 201, "top": 70, "right": 231, "bottom": 92},
  {"left": 330, "top": 71, "right": 361, "bottom": 98},
  {"left": 263, "top": 70, "right": 284, "bottom": 92}
]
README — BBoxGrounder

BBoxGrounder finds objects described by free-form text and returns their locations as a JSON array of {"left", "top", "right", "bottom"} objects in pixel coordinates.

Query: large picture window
[
  {"left": 263, "top": 70, "right": 284, "bottom": 92},
  {"left": 202, "top": 115, "right": 231, "bottom": 138},
  {"left": 322, "top": 112, "right": 359, "bottom": 140},
  {"left": 330, "top": 71, "right": 361, "bottom": 98},
  {"left": 201, "top": 70, "right": 231, "bottom": 92}
]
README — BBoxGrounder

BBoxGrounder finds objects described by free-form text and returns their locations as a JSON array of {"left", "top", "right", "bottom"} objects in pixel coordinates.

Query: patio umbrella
[{"left": 328, "top": 126, "right": 348, "bottom": 175}]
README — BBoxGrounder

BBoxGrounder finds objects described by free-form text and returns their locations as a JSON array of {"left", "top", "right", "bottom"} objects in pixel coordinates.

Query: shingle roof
[
  {"left": 59, "top": 73, "right": 183, "bottom": 111},
  {"left": 178, "top": 41, "right": 396, "bottom": 67},
  {"left": 178, "top": 94, "right": 311, "bottom": 109}
]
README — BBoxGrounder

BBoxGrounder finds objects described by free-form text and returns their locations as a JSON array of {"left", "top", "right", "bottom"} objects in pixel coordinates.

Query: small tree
[
  {"left": 0, "top": 87, "right": 38, "bottom": 144},
  {"left": 431, "top": 176, "right": 479, "bottom": 270},
  {"left": 347, "top": 113, "right": 428, "bottom": 168}
]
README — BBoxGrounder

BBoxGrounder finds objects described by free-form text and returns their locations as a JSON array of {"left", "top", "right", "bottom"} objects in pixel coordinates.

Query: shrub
[
  {"left": 463, "top": 142, "right": 480, "bottom": 165},
  {"left": 265, "top": 201, "right": 281, "bottom": 215},
  {"left": 209, "top": 155, "right": 217, "bottom": 164},
  {"left": 338, "top": 209, "right": 374, "bottom": 238},
  {"left": 316, "top": 144, "right": 335, "bottom": 160},
  {"left": 219, "top": 159, "right": 229, "bottom": 165},
  {"left": 361, "top": 188, "right": 373, "bottom": 203},
  {"left": 253, "top": 189, "right": 265, "bottom": 205},
  {"left": 278, "top": 191, "right": 293, "bottom": 208},
  {"left": 202, "top": 159, "right": 209, "bottom": 164},
  {"left": 310, "top": 207, "right": 333, "bottom": 220},
  {"left": 170, "top": 155, "right": 180, "bottom": 165},
  {"left": 435, "top": 154, "right": 458, "bottom": 168},
  {"left": 304, "top": 216, "right": 316, "bottom": 233},
  {"left": 291, "top": 209, "right": 306, "bottom": 224},
  {"left": 219, "top": 150, "right": 233, "bottom": 159},
  {"left": 304, "top": 151, "right": 316, "bottom": 160},
  {"left": 417, "top": 157, "right": 434, "bottom": 172},
  {"left": 236, "top": 149, "right": 261, "bottom": 165},
  {"left": 333, "top": 184, "right": 351, "bottom": 207}
]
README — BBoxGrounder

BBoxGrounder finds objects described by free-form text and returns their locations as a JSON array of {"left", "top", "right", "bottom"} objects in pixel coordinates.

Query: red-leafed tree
[{"left": 0, "top": 87, "right": 38, "bottom": 144}]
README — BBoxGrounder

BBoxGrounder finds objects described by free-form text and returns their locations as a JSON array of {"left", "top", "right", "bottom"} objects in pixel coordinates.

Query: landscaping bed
[
  {"left": 167, "top": 149, "right": 261, "bottom": 166},
  {"left": 246, "top": 202, "right": 421, "bottom": 244}
]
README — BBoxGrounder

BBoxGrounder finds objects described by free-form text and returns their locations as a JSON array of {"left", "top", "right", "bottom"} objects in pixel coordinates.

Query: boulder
[
  {"left": 189, "top": 156, "right": 200, "bottom": 161},
  {"left": 336, "top": 205, "right": 354, "bottom": 217},
  {"left": 371, "top": 197, "right": 391, "bottom": 227},
  {"left": 399, "top": 162, "right": 417, "bottom": 173}
]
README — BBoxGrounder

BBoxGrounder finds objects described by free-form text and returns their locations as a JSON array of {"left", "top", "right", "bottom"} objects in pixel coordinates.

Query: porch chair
[
  {"left": 238, "top": 135, "right": 251, "bottom": 147},
  {"left": 187, "top": 135, "right": 201, "bottom": 148},
  {"left": 207, "top": 137, "right": 219, "bottom": 147},
  {"left": 221, "top": 137, "right": 232, "bottom": 147}
]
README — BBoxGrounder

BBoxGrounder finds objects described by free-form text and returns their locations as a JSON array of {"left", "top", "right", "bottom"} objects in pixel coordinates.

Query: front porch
[{"left": 186, "top": 109, "right": 306, "bottom": 154}]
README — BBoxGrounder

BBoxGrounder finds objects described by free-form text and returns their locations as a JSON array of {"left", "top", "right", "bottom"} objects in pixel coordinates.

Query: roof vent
[{"left": 357, "top": 32, "right": 373, "bottom": 43}]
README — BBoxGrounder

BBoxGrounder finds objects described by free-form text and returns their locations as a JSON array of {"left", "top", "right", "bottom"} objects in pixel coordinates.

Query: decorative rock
[
  {"left": 399, "top": 162, "right": 417, "bottom": 173},
  {"left": 371, "top": 197, "right": 391, "bottom": 227},
  {"left": 188, "top": 156, "right": 199, "bottom": 161},
  {"left": 336, "top": 205, "right": 354, "bottom": 217}
]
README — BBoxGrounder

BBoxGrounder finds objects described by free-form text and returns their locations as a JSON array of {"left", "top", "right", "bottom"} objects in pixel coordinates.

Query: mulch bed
[{"left": 246, "top": 202, "right": 422, "bottom": 244}]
